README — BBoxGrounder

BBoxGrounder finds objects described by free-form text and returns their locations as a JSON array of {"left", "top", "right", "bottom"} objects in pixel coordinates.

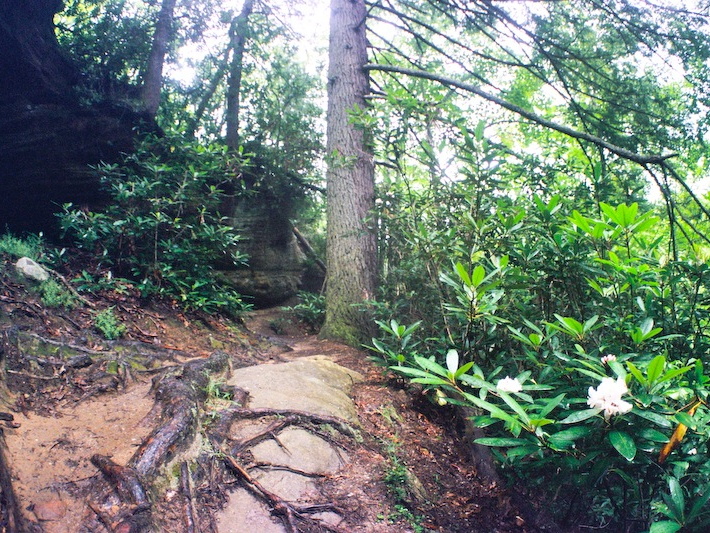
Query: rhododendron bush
[{"left": 370, "top": 198, "right": 710, "bottom": 531}]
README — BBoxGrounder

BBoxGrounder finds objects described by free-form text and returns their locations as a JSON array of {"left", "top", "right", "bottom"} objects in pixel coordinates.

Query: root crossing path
[{"left": 1, "top": 306, "right": 537, "bottom": 533}]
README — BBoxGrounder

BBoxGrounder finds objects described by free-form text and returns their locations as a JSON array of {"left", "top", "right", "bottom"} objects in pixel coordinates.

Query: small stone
[
  {"left": 33, "top": 499, "right": 67, "bottom": 521},
  {"left": 15, "top": 257, "right": 49, "bottom": 282}
]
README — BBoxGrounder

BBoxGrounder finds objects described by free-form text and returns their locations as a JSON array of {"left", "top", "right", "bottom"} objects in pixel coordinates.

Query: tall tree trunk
[
  {"left": 141, "top": 0, "right": 177, "bottom": 118},
  {"left": 320, "top": 0, "right": 377, "bottom": 345},
  {"left": 225, "top": 0, "right": 255, "bottom": 151}
]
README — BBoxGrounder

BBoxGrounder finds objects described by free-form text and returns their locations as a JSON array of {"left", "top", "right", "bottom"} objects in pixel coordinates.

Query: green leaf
[
  {"left": 674, "top": 412, "right": 696, "bottom": 430},
  {"left": 658, "top": 366, "right": 693, "bottom": 383},
  {"left": 648, "top": 355, "right": 666, "bottom": 384},
  {"left": 609, "top": 430, "right": 637, "bottom": 461},
  {"left": 538, "top": 393, "right": 565, "bottom": 418},
  {"left": 411, "top": 377, "right": 451, "bottom": 386},
  {"left": 454, "top": 262, "right": 472, "bottom": 286},
  {"left": 559, "top": 409, "right": 602, "bottom": 424},
  {"left": 459, "top": 374, "right": 493, "bottom": 390},
  {"left": 390, "top": 366, "right": 434, "bottom": 379},
  {"left": 548, "top": 426, "right": 591, "bottom": 442},
  {"left": 627, "top": 361, "right": 648, "bottom": 387},
  {"left": 638, "top": 428, "right": 669, "bottom": 443},
  {"left": 498, "top": 391, "right": 531, "bottom": 425},
  {"left": 506, "top": 445, "right": 540, "bottom": 460},
  {"left": 688, "top": 485, "right": 710, "bottom": 522},
  {"left": 414, "top": 355, "right": 448, "bottom": 378},
  {"left": 553, "top": 314, "right": 584, "bottom": 336},
  {"left": 668, "top": 477, "right": 685, "bottom": 520},
  {"left": 454, "top": 361, "right": 475, "bottom": 379},
  {"left": 474, "top": 437, "right": 525, "bottom": 447},
  {"left": 649, "top": 521, "right": 682, "bottom": 533},
  {"left": 462, "top": 392, "right": 518, "bottom": 425},
  {"left": 632, "top": 409, "right": 672, "bottom": 428},
  {"left": 471, "top": 264, "right": 485, "bottom": 287}
]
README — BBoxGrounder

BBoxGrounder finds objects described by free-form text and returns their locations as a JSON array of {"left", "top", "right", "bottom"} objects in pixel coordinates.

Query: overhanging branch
[{"left": 364, "top": 63, "right": 677, "bottom": 166}]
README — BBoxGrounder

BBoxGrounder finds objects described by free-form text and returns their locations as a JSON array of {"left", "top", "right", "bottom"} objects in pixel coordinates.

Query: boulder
[
  {"left": 14, "top": 257, "right": 49, "bottom": 282},
  {"left": 220, "top": 202, "right": 306, "bottom": 306}
]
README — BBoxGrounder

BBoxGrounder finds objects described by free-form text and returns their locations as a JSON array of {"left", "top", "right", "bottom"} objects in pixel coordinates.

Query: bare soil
[{"left": 0, "top": 260, "right": 553, "bottom": 532}]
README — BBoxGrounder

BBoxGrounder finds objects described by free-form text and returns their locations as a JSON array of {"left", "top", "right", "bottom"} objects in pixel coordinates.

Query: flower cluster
[
  {"left": 587, "top": 377, "right": 632, "bottom": 419},
  {"left": 600, "top": 354, "right": 617, "bottom": 365},
  {"left": 496, "top": 376, "right": 523, "bottom": 393}
]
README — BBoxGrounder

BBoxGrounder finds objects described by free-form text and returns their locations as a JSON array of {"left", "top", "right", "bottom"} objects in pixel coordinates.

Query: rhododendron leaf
[
  {"left": 609, "top": 430, "right": 636, "bottom": 461},
  {"left": 559, "top": 409, "right": 601, "bottom": 424},
  {"left": 649, "top": 521, "right": 681, "bottom": 533},
  {"left": 474, "top": 437, "right": 525, "bottom": 447},
  {"left": 647, "top": 355, "right": 666, "bottom": 383}
]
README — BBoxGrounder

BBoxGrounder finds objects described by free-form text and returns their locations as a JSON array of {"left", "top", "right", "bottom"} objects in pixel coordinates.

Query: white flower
[
  {"left": 496, "top": 376, "right": 522, "bottom": 393},
  {"left": 446, "top": 349, "right": 459, "bottom": 375},
  {"left": 601, "top": 354, "right": 617, "bottom": 365},
  {"left": 587, "top": 377, "right": 633, "bottom": 419}
]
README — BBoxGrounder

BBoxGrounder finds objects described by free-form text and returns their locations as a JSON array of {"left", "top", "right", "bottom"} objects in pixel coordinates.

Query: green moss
[{"left": 318, "top": 320, "right": 362, "bottom": 347}]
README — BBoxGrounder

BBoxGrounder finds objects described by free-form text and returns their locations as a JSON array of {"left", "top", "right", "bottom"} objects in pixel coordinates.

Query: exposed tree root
[
  {"left": 222, "top": 454, "right": 345, "bottom": 533},
  {"left": 179, "top": 462, "right": 197, "bottom": 533},
  {"left": 89, "top": 455, "right": 151, "bottom": 533},
  {"left": 76, "top": 351, "right": 232, "bottom": 532},
  {"left": 197, "top": 400, "right": 357, "bottom": 532},
  {"left": 0, "top": 431, "right": 24, "bottom": 533}
]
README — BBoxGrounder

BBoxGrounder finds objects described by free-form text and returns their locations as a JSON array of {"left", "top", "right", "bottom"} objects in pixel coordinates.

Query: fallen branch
[{"left": 293, "top": 227, "right": 326, "bottom": 274}]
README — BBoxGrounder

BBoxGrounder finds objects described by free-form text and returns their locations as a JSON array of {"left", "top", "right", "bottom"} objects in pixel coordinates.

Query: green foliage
[
  {"left": 371, "top": 197, "right": 710, "bottom": 530},
  {"left": 40, "top": 279, "right": 76, "bottom": 309},
  {"left": 201, "top": 376, "right": 233, "bottom": 402},
  {"left": 380, "top": 440, "right": 427, "bottom": 532},
  {"left": 58, "top": 134, "right": 249, "bottom": 315},
  {"left": 0, "top": 233, "right": 45, "bottom": 261},
  {"left": 286, "top": 292, "right": 326, "bottom": 332},
  {"left": 94, "top": 307, "right": 126, "bottom": 340}
]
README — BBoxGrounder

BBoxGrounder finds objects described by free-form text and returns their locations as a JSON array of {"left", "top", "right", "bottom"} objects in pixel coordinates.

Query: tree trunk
[
  {"left": 0, "top": 0, "right": 77, "bottom": 105},
  {"left": 185, "top": 46, "right": 231, "bottom": 138},
  {"left": 320, "top": 0, "right": 377, "bottom": 345},
  {"left": 225, "top": 0, "right": 255, "bottom": 151},
  {"left": 140, "top": 0, "right": 177, "bottom": 118}
]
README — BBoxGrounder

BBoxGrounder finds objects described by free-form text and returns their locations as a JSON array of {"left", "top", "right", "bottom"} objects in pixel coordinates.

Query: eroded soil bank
[{"left": 0, "top": 268, "right": 550, "bottom": 532}]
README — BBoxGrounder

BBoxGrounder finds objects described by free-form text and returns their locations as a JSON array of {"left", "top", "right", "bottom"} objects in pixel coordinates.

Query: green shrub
[
  {"left": 372, "top": 198, "right": 710, "bottom": 531},
  {"left": 94, "top": 307, "right": 126, "bottom": 340},
  {"left": 58, "top": 134, "right": 249, "bottom": 315},
  {"left": 287, "top": 292, "right": 326, "bottom": 332},
  {"left": 0, "top": 233, "right": 45, "bottom": 261},
  {"left": 40, "top": 279, "right": 75, "bottom": 309}
]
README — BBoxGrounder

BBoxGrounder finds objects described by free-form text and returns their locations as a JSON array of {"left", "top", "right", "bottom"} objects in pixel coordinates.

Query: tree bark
[
  {"left": 0, "top": 0, "right": 77, "bottom": 105},
  {"left": 140, "top": 0, "right": 178, "bottom": 118},
  {"left": 225, "top": 0, "right": 255, "bottom": 151},
  {"left": 320, "top": 0, "right": 377, "bottom": 345}
]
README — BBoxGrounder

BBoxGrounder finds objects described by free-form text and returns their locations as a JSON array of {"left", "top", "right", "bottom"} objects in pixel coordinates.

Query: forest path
[{"left": 0, "top": 294, "right": 538, "bottom": 532}]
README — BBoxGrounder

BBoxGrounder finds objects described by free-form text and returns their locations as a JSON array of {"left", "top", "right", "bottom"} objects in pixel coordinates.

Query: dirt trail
[{"left": 0, "top": 291, "right": 543, "bottom": 532}]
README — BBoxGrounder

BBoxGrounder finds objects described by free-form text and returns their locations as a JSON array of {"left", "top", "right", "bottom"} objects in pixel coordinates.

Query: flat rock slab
[
  {"left": 217, "top": 356, "right": 362, "bottom": 532},
  {"left": 227, "top": 355, "right": 363, "bottom": 423}
]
